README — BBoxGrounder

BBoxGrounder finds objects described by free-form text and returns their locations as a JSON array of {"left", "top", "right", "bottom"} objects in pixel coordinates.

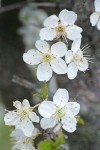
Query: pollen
[
  {"left": 58, "top": 26, "right": 64, "bottom": 33},
  {"left": 80, "top": 57, "right": 83, "bottom": 62},
  {"left": 56, "top": 23, "right": 66, "bottom": 38},
  {"left": 42, "top": 53, "right": 52, "bottom": 62},
  {"left": 55, "top": 107, "right": 65, "bottom": 119}
]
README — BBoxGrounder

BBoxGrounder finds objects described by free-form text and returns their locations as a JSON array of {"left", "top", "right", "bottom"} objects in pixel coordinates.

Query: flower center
[
  {"left": 22, "top": 137, "right": 34, "bottom": 145},
  {"left": 42, "top": 53, "right": 52, "bottom": 63},
  {"left": 72, "top": 52, "right": 83, "bottom": 62},
  {"left": 18, "top": 109, "right": 31, "bottom": 119},
  {"left": 19, "top": 110, "right": 28, "bottom": 119},
  {"left": 58, "top": 26, "right": 64, "bottom": 33},
  {"left": 72, "top": 53, "right": 78, "bottom": 61},
  {"left": 55, "top": 107, "right": 65, "bottom": 120},
  {"left": 56, "top": 23, "right": 66, "bottom": 38},
  {"left": 80, "top": 57, "right": 83, "bottom": 62}
]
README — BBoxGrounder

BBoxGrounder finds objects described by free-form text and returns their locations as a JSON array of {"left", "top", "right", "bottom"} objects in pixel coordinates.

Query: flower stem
[{"left": 32, "top": 103, "right": 40, "bottom": 110}]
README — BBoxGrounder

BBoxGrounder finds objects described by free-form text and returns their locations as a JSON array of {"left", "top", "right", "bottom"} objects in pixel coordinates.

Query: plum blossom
[
  {"left": 4, "top": 99, "right": 39, "bottom": 137},
  {"left": 40, "top": 9, "right": 83, "bottom": 41},
  {"left": 65, "top": 39, "right": 89, "bottom": 79},
  {"left": 11, "top": 128, "right": 39, "bottom": 150},
  {"left": 38, "top": 88, "right": 80, "bottom": 133},
  {"left": 23, "top": 40, "right": 67, "bottom": 81},
  {"left": 90, "top": 0, "right": 100, "bottom": 30}
]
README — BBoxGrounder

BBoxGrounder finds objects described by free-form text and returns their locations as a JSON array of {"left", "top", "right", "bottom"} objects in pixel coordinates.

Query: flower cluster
[
  {"left": 4, "top": 89, "right": 80, "bottom": 150},
  {"left": 4, "top": 6, "right": 95, "bottom": 150},
  {"left": 23, "top": 9, "right": 90, "bottom": 81}
]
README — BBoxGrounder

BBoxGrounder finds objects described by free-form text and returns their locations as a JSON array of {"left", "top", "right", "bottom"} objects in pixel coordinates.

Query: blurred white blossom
[
  {"left": 11, "top": 128, "right": 39, "bottom": 150},
  {"left": 38, "top": 88, "right": 80, "bottom": 133},
  {"left": 40, "top": 9, "right": 83, "bottom": 41},
  {"left": 23, "top": 40, "right": 67, "bottom": 81},
  {"left": 18, "top": 5, "right": 48, "bottom": 49},
  {"left": 4, "top": 99, "right": 39, "bottom": 137},
  {"left": 90, "top": 0, "right": 100, "bottom": 30},
  {"left": 65, "top": 39, "right": 89, "bottom": 79}
]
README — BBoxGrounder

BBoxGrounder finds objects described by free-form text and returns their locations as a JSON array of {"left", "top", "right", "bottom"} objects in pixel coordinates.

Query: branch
[
  {"left": 0, "top": 1, "right": 26, "bottom": 14},
  {"left": 12, "top": 75, "right": 37, "bottom": 92},
  {"left": 0, "top": 1, "right": 64, "bottom": 14}
]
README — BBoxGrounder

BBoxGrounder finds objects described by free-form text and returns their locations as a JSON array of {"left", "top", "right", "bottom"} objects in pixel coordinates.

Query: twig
[
  {"left": 0, "top": 1, "right": 65, "bottom": 14},
  {"left": 12, "top": 75, "right": 37, "bottom": 92},
  {"left": 0, "top": 1, "right": 26, "bottom": 13}
]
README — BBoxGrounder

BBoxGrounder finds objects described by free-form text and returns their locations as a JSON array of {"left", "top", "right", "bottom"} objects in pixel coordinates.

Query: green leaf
[
  {"left": 54, "top": 132, "right": 64, "bottom": 149},
  {"left": 76, "top": 117, "right": 84, "bottom": 125},
  {"left": 38, "top": 132, "right": 64, "bottom": 150},
  {"left": 38, "top": 140, "right": 53, "bottom": 150},
  {"left": 34, "top": 81, "right": 48, "bottom": 100}
]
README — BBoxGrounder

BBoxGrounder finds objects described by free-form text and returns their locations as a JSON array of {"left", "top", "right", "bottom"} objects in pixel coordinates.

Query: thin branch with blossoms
[{"left": 3, "top": 0, "right": 99, "bottom": 148}]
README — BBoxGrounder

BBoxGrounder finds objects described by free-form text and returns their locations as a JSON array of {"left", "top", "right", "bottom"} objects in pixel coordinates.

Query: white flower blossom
[
  {"left": 11, "top": 128, "right": 39, "bottom": 150},
  {"left": 65, "top": 39, "right": 89, "bottom": 79},
  {"left": 23, "top": 40, "right": 67, "bottom": 81},
  {"left": 38, "top": 88, "right": 80, "bottom": 133},
  {"left": 90, "top": 0, "right": 100, "bottom": 30},
  {"left": 40, "top": 9, "right": 83, "bottom": 41},
  {"left": 4, "top": 99, "right": 39, "bottom": 137}
]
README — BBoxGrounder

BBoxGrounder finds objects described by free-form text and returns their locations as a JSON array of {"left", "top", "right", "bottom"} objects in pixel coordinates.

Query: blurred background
[{"left": 0, "top": 0, "right": 100, "bottom": 150}]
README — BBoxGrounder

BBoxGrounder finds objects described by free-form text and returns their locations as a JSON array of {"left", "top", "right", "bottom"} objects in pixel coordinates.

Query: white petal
[
  {"left": 90, "top": 12, "right": 99, "bottom": 26},
  {"left": 29, "top": 112, "right": 39, "bottom": 123},
  {"left": 4, "top": 111, "right": 19, "bottom": 126},
  {"left": 19, "top": 143, "right": 35, "bottom": 150},
  {"left": 59, "top": 9, "right": 77, "bottom": 25},
  {"left": 51, "top": 42, "right": 67, "bottom": 57},
  {"left": 77, "top": 58, "right": 89, "bottom": 71},
  {"left": 40, "top": 117, "right": 58, "bottom": 129},
  {"left": 13, "top": 101, "right": 22, "bottom": 110},
  {"left": 53, "top": 88, "right": 69, "bottom": 107},
  {"left": 65, "top": 50, "right": 73, "bottom": 64},
  {"left": 67, "top": 62, "right": 78, "bottom": 79},
  {"left": 16, "top": 120, "right": 34, "bottom": 137},
  {"left": 95, "top": 0, "right": 100, "bottom": 12},
  {"left": 40, "top": 28, "right": 57, "bottom": 41},
  {"left": 22, "top": 99, "right": 30, "bottom": 109},
  {"left": 35, "top": 40, "right": 50, "bottom": 53},
  {"left": 10, "top": 129, "right": 25, "bottom": 139},
  {"left": 23, "top": 49, "right": 42, "bottom": 65},
  {"left": 44, "top": 15, "right": 59, "bottom": 27},
  {"left": 61, "top": 116, "right": 77, "bottom": 133},
  {"left": 38, "top": 101, "right": 56, "bottom": 118},
  {"left": 97, "top": 20, "right": 100, "bottom": 30},
  {"left": 32, "top": 128, "right": 39, "bottom": 137},
  {"left": 37, "top": 62, "right": 53, "bottom": 81},
  {"left": 26, "top": 145, "right": 35, "bottom": 150},
  {"left": 71, "top": 25, "right": 83, "bottom": 33},
  {"left": 67, "top": 25, "right": 82, "bottom": 41},
  {"left": 71, "top": 39, "right": 81, "bottom": 52},
  {"left": 66, "top": 102, "right": 80, "bottom": 116},
  {"left": 50, "top": 58, "right": 67, "bottom": 74}
]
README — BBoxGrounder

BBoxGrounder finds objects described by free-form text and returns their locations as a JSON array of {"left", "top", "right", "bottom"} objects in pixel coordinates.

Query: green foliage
[
  {"left": 0, "top": 121, "right": 12, "bottom": 150},
  {"left": 38, "top": 132, "right": 64, "bottom": 150},
  {"left": 34, "top": 81, "right": 48, "bottom": 100},
  {"left": 76, "top": 117, "right": 84, "bottom": 125}
]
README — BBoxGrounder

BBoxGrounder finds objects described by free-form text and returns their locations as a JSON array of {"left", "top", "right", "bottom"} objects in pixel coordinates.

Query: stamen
[{"left": 81, "top": 44, "right": 89, "bottom": 51}]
